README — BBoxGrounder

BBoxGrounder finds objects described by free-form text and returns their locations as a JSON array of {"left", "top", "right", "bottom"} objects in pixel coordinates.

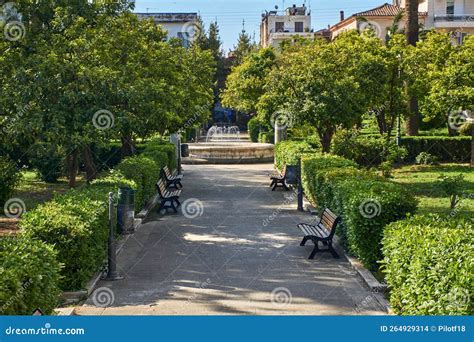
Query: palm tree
[{"left": 405, "top": 0, "right": 420, "bottom": 135}]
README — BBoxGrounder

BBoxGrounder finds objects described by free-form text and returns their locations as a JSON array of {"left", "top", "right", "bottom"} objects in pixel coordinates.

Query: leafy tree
[
  {"left": 261, "top": 33, "right": 373, "bottom": 152},
  {"left": 221, "top": 48, "right": 276, "bottom": 113}
]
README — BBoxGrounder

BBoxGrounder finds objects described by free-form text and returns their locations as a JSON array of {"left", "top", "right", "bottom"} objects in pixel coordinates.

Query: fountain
[
  {"left": 206, "top": 125, "right": 241, "bottom": 142},
  {"left": 183, "top": 125, "right": 274, "bottom": 164}
]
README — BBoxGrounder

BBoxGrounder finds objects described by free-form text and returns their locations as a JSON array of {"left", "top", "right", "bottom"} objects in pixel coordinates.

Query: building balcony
[{"left": 434, "top": 14, "right": 474, "bottom": 28}]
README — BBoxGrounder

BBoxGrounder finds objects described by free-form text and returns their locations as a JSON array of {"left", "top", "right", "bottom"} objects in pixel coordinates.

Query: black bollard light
[
  {"left": 104, "top": 192, "right": 123, "bottom": 281},
  {"left": 297, "top": 160, "right": 304, "bottom": 212}
]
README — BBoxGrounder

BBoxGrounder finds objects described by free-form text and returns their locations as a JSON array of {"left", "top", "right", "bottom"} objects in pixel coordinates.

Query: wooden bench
[
  {"left": 161, "top": 165, "right": 183, "bottom": 189},
  {"left": 297, "top": 208, "right": 341, "bottom": 259},
  {"left": 270, "top": 165, "right": 289, "bottom": 191},
  {"left": 156, "top": 179, "right": 181, "bottom": 213}
]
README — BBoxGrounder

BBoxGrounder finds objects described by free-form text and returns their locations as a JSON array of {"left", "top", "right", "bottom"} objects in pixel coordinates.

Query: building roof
[
  {"left": 355, "top": 3, "right": 404, "bottom": 17},
  {"left": 329, "top": 3, "right": 427, "bottom": 32}
]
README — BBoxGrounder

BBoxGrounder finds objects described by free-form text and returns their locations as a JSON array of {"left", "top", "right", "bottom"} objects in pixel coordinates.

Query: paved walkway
[{"left": 77, "top": 164, "right": 386, "bottom": 315}]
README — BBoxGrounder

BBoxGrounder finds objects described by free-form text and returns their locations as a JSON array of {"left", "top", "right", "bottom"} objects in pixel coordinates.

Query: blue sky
[{"left": 134, "top": 0, "right": 384, "bottom": 52}]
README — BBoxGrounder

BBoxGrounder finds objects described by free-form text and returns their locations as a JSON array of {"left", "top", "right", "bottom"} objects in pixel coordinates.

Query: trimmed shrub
[
  {"left": 416, "top": 152, "right": 439, "bottom": 165},
  {"left": 144, "top": 140, "right": 177, "bottom": 170},
  {"left": 274, "top": 140, "right": 319, "bottom": 170},
  {"left": 20, "top": 191, "right": 108, "bottom": 291},
  {"left": 331, "top": 130, "right": 407, "bottom": 167},
  {"left": 0, "top": 156, "right": 21, "bottom": 206},
  {"left": 336, "top": 179, "right": 418, "bottom": 269},
  {"left": 401, "top": 136, "right": 470, "bottom": 163},
  {"left": 93, "top": 142, "right": 123, "bottom": 171},
  {"left": 116, "top": 155, "right": 159, "bottom": 211},
  {"left": 382, "top": 215, "right": 473, "bottom": 315},
  {"left": 301, "top": 154, "right": 417, "bottom": 270},
  {"left": 28, "top": 143, "right": 65, "bottom": 183},
  {"left": 247, "top": 117, "right": 262, "bottom": 143},
  {"left": 141, "top": 150, "right": 169, "bottom": 169},
  {"left": 258, "top": 131, "right": 274, "bottom": 144},
  {"left": 0, "top": 236, "right": 62, "bottom": 315}
]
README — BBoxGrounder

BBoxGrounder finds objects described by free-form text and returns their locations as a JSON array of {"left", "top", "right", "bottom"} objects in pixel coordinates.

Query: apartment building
[
  {"left": 330, "top": 1, "right": 474, "bottom": 44},
  {"left": 136, "top": 12, "right": 199, "bottom": 48},
  {"left": 260, "top": 4, "right": 314, "bottom": 48}
]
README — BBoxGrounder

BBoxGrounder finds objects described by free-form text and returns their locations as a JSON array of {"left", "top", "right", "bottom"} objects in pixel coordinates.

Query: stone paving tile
[{"left": 77, "top": 163, "right": 387, "bottom": 316}]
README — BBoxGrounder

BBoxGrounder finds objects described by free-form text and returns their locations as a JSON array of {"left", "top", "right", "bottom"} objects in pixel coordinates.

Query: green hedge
[
  {"left": 258, "top": 131, "right": 274, "bottom": 144},
  {"left": 274, "top": 140, "right": 319, "bottom": 170},
  {"left": 400, "top": 136, "right": 470, "bottom": 163},
  {"left": 0, "top": 236, "right": 62, "bottom": 315},
  {"left": 144, "top": 140, "right": 177, "bottom": 170},
  {"left": 0, "top": 156, "right": 21, "bottom": 206},
  {"left": 116, "top": 155, "right": 159, "bottom": 211},
  {"left": 20, "top": 191, "right": 109, "bottom": 291},
  {"left": 301, "top": 154, "right": 417, "bottom": 270},
  {"left": 247, "top": 117, "right": 262, "bottom": 143},
  {"left": 382, "top": 215, "right": 473, "bottom": 315}
]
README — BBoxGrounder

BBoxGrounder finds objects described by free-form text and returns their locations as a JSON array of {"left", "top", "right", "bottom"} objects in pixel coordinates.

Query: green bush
[
  {"left": 331, "top": 130, "right": 406, "bottom": 167},
  {"left": 274, "top": 140, "right": 318, "bottom": 170},
  {"left": 116, "top": 155, "right": 159, "bottom": 211},
  {"left": 301, "top": 154, "right": 417, "bottom": 270},
  {"left": 28, "top": 143, "right": 65, "bottom": 183},
  {"left": 0, "top": 236, "right": 62, "bottom": 315},
  {"left": 382, "top": 215, "right": 473, "bottom": 315},
  {"left": 20, "top": 191, "right": 109, "bottom": 290},
  {"left": 0, "top": 156, "right": 21, "bottom": 206},
  {"left": 144, "top": 140, "right": 177, "bottom": 170},
  {"left": 93, "top": 142, "right": 123, "bottom": 171},
  {"left": 401, "top": 136, "right": 470, "bottom": 163},
  {"left": 141, "top": 150, "right": 169, "bottom": 169},
  {"left": 258, "top": 131, "right": 274, "bottom": 144},
  {"left": 336, "top": 179, "right": 418, "bottom": 269},
  {"left": 247, "top": 117, "right": 263, "bottom": 143},
  {"left": 416, "top": 152, "right": 439, "bottom": 165}
]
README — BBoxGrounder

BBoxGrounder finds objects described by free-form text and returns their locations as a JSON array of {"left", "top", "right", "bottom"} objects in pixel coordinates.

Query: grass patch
[{"left": 391, "top": 164, "right": 473, "bottom": 218}]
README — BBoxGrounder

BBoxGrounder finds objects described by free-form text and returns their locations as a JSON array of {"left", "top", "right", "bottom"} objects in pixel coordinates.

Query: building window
[
  {"left": 295, "top": 22, "right": 304, "bottom": 32},
  {"left": 275, "top": 22, "right": 284, "bottom": 32},
  {"left": 446, "top": 0, "right": 454, "bottom": 15},
  {"left": 177, "top": 32, "right": 191, "bottom": 48}
]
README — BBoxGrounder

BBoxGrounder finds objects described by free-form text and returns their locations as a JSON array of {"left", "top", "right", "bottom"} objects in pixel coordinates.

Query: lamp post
[{"left": 396, "top": 53, "right": 402, "bottom": 146}]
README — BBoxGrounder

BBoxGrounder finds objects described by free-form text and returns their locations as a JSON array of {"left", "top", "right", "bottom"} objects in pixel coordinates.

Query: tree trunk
[
  {"left": 405, "top": 0, "right": 420, "bottom": 136},
  {"left": 406, "top": 95, "right": 419, "bottom": 136},
  {"left": 319, "top": 128, "right": 334, "bottom": 153},
  {"left": 83, "top": 145, "right": 97, "bottom": 182},
  {"left": 67, "top": 148, "right": 79, "bottom": 188},
  {"left": 121, "top": 134, "right": 135, "bottom": 158}
]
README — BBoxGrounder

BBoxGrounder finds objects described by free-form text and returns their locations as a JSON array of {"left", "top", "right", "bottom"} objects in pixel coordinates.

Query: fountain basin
[{"left": 182, "top": 142, "right": 274, "bottom": 164}]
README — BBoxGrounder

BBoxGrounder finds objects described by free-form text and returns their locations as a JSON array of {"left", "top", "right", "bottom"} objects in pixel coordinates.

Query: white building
[
  {"left": 260, "top": 4, "right": 314, "bottom": 48},
  {"left": 330, "top": 1, "right": 474, "bottom": 44},
  {"left": 136, "top": 12, "right": 199, "bottom": 48}
]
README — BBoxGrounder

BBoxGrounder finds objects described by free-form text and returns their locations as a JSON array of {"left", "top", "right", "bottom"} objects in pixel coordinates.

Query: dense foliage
[
  {"left": 0, "top": 156, "right": 21, "bottom": 206},
  {"left": 382, "top": 215, "right": 473, "bottom": 315},
  {"left": 301, "top": 154, "right": 417, "bottom": 270},
  {"left": 0, "top": 236, "right": 62, "bottom": 315},
  {"left": 274, "top": 141, "right": 318, "bottom": 170},
  {"left": 0, "top": 0, "right": 214, "bottom": 187}
]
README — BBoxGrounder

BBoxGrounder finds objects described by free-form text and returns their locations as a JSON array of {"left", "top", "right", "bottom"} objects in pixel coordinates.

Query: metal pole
[
  {"left": 297, "top": 159, "right": 304, "bottom": 211},
  {"left": 104, "top": 192, "right": 123, "bottom": 281}
]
